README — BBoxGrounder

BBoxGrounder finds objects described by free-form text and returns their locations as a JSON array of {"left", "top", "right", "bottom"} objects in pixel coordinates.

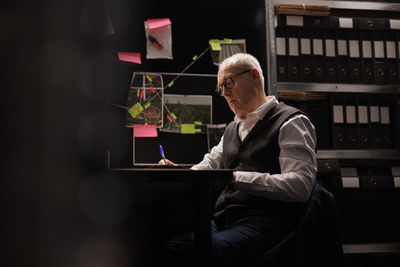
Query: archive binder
[
  {"left": 312, "top": 29, "right": 325, "bottom": 83},
  {"left": 344, "top": 94, "right": 358, "bottom": 149},
  {"left": 287, "top": 28, "right": 301, "bottom": 82},
  {"left": 276, "top": 27, "right": 288, "bottom": 82},
  {"left": 331, "top": 94, "right": 346, "bottom": 149},
  {"left": 360, "top": 31, "right": 374, "bottom": 84},
  {"left": 336, "top": 30, "right": 350, "bottom": 83},
  {"left": 299, "top": 29, "right": 313, "bottom": 82},
  {"left": 378, "top": 96, "right": 393, "bottom": 149},
  {"left": 304, "top": 15, "right": 338, "bottom": 29},
  {"left": 368, "top": 95, "right": 382, "bottom": 148},
  {"left": 325, "top": 30, "right": 337, "bottom": 83},
  {"left": 385, "top": 32, "right": 399, "bottom": 85},
  {"left": 354, "top": 17, "right": 387, "bottom": 31},
  {"left": 356, "top": 95, "right": 370, "bottom": 149},
  {"left": 372, "top": 31, "right": 387, "bottom": 85},
  {"left": 347, "top": 31, "right": 362, "bottom": 84}
]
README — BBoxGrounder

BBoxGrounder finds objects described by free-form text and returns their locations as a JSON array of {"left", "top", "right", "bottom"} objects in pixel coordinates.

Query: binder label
[
  {"left": 386, "top": 41, "right": 396, "bottom": 59},
  {"left": 380, "top": 106, "right": 390, "bottom": 124},
  {"left": 346, "top": 106, "right": 356, "bottom": 124},
  {"left": 389, "top": 19, "right": 400, "bottom": 30},
  {"left": 338, "top": 40, "right": 347, "bottom": 56},
  {"left": 286, "top": 15, "right": 304, "bottom": 27},
  {"left": 394, "top": 177, "right": 400, "bottom": 188},
  {"left": 358, "top": 106, "right": 368, "bottom": 124},
  {"left": 374, "top": 41, "right": 385, "bottom": 58},
  {"left": 333, "top": 105, "right": 344, "bottom": 123},
  {"left": 276, "top": 38, "right": 286, "bottom": 56},
  {"left": 370, "top": 106, "right": 380, "bottom": 123},
  {"left": 301, "top": 38, "right": 311, "bottom": 55},
  {"left": 325, "top": 39, "right": 335, "bottom": 57},
  {"left": 313, "top": 39, "right": 323, "bottom": 55},
  {"left": 341, "top": 177, "right": 360, "bottom": 188},
  {"left": 289, "top": 38, "right": 299, "bottom": 56},
  {"left": 339, "top": 18, "right": 353, "bottom": 28},
  {"left": 349, "top": 41, "right": 360, "bottom": 58},
  {"left": 362, "top": 41, "right": 372, "bottom": 58}
]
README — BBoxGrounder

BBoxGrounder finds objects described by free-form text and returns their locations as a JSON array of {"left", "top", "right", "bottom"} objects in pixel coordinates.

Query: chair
[{"left": 247, "top": 182, "right": 344, "bottom": 267}]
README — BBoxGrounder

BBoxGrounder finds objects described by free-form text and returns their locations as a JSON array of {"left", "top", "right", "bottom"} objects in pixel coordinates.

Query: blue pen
[{"left": 159, "top": 145, "right": 167, "bottom": 165}]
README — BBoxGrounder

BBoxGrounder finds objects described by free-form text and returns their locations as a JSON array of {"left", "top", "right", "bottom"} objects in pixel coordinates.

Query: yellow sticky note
[
  {"left": 194, "top": 129, "right": 201, "bottom": 132},
  {"left": 137, "top": 89, "right": 140, "bottom": 97},
  {"left": 167, "top": 81, "right": 174, "bottom": 87},
  {"left": 223, "top": 38, "right": 232, "bottom": 44},
  {"left": 194, "top": 121, "right": 202, "bottom": 125},
  {"left": 171, "top": 113, "right": 177, "bottom": 120},
  {"left": 146, "top": 75, "right": 153, "bottom": 82},
  {"left": 144, "top": 102, "right": 151, "bottom": 109},
  {"left": 181, "top": 124, "right": 196, "bottom": 134},
  {"left": 192, "top": 55, "right": 198, "bottom": 61},
  {"left": 209, "top": 39, "right": 221, "bottom": 51},
  {"left": 128, "top": 102, "right": 144, "bottom": 118}
]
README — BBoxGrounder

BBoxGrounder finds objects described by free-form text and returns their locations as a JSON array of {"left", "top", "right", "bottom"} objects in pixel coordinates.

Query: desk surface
[{"left": 107, "top": 168, "right": 233, "bottom": 183}]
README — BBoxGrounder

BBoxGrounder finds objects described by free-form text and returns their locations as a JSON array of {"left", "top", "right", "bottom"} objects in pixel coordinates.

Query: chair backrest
[
  {"left": 247, "top": 182, "right": 344, "bottom": 267},
  {"left": 294, "top": 182, "right": 344, "bottom": 267}
]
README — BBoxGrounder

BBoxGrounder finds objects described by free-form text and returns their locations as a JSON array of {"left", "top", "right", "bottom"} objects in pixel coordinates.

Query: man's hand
[{"left": 158, "top": 159, "right": 177, "bottom": 166}]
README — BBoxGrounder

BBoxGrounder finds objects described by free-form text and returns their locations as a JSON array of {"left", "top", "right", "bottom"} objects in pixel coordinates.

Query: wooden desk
[{"left": 107, "top": 168, "right": 233, "bottom": 267}]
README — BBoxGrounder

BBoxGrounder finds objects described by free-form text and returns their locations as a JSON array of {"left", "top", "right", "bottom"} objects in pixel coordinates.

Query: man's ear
[{"left": 250, "top": 68, "right": 260, "bottom": 83}]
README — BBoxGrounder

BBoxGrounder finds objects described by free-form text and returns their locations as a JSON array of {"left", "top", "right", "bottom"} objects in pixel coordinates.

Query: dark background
[{"left": 1, "top": 0, "right": 266, "bottom": 266}]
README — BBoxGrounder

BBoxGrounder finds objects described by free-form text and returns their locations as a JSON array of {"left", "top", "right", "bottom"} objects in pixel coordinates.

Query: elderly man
[{"left": 159, "top": 53, "right": 317, "bottom": 266}]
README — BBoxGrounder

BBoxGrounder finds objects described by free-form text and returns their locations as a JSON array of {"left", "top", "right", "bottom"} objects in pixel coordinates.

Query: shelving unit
[{"left": 265, "top": 0, "right": 400, "bottom": 261}]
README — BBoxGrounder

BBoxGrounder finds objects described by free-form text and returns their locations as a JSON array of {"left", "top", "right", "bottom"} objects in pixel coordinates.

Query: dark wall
[
  {"left": 1, "top": 0, "right": 266, "bottom": 266},
  {"left": 107, "top": 0, "right": 267, "bottom": 167}
]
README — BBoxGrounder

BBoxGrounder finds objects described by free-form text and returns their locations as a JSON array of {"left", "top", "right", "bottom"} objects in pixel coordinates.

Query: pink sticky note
[
  {"left": 133, "top": 125, "right": 158, "bottom": 138},
  {"left": 118, "top": 52, "right": 141, "bottom": 64},
  {"left": 147, "top": 18, "right": 172, "bottom": 30}
]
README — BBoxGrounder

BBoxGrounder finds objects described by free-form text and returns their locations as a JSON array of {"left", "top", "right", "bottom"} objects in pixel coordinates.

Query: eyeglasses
[{"left": 215, "top": 69, "right": 252, "bottom": 96}]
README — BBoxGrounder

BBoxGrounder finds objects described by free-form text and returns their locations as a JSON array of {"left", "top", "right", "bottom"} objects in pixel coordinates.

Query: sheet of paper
[
  {"left": 209, "top": 39, "right": 222, "bottom": 51},
  {"left": 133, "top": 124, "right": 158, "bottom": 137},
  {"left": 147, "top": 18, "right": 171, "bottom": 30},
  {"left": 145, "top": 20, "right": 173, "bottom": 59},
  {"left": 181, "top": 124, "right": 196, "bottom": 134},
  {"left": 118, "top": 52, "right": 141, "bottom": 64}
]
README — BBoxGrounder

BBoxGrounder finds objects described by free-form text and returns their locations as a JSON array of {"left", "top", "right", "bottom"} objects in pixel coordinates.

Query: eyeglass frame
[{"left": 215, "top": 69, "right": 252, "bottom": 96}]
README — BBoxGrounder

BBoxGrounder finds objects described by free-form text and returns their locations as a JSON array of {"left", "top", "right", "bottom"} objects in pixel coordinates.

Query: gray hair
[{"left": 218, "top": 53, "right": 265, "bottom": 88}]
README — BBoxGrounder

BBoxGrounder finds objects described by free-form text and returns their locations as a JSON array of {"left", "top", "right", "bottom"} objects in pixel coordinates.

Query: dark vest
[{"left": 214, "top": 102, "right": 305, "bottom": 214}]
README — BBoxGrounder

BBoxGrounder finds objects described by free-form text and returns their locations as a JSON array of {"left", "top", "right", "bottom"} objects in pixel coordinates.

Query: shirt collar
[{"left": 234, "top": 96, "right": 278, "bottom": 123}]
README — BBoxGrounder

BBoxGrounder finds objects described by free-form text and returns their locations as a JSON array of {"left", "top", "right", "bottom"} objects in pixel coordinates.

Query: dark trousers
[{"left": 158, "top": 206, "right": 297, "bottom": 267}]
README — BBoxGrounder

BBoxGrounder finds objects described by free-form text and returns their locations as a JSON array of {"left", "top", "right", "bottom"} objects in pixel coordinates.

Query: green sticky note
[
  {"left": 137, "top": 89, "right": 140, "bottom": 97},
  {"left": 167, "top": 81, "right": 174, "bottom": 87},
  {"left": 171, "top": 112, "right": 177, "bottom": 120},
  {"left": 223, "top": 38, "right": 232, "bottom": 44},
  {"left": 209, "top": 39, "right": 221, "bottom": 51},
  {"left": 192, "top": 55, "right": 198, "bottom": 61},
  {"left": 128, "top": 102, "right": 144, "bottom": 118},
  {"left": 144, "top": 102, "right": 151, "bottom": 109},
  {"left": 146, "top": 75, "right": 153, "bottom": 82},
  {"left": 194, "top": 121, "right": 202, "bottom": 125},
  {"left": 181, "top": 124, "right": 196, "bottom": 134}
]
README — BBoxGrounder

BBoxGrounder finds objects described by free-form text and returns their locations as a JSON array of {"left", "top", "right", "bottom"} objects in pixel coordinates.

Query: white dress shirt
[{"left": 191, "top": 96, "right": 317, "bottom": 202}]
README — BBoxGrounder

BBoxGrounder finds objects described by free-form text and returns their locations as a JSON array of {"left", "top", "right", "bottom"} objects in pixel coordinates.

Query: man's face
[{"left": 217, "top": 67, "right": 256, "bottom": 118}]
